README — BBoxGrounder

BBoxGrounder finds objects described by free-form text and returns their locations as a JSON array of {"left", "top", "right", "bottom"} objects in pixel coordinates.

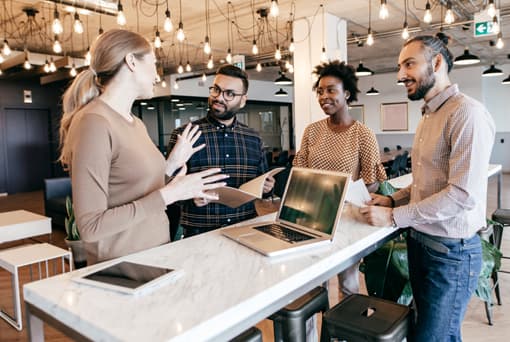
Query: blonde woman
[{"left": 59, "top": 29, "right": 227, "bottom": 264}]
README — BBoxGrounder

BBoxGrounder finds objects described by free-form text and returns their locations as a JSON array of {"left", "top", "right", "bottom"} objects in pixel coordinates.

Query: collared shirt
[
  {"left": 392, "top": 84, "right": 495, "bottom": 238},
  {"left": 167, "top": 113, "right": 268, "bottom": 231}
]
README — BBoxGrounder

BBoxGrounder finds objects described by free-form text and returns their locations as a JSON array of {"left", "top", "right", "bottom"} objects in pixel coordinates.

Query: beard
[
  {"left": 208, "top": 98, "right": 238, "bottom": 121},
  {"left": 408, "top": 65, "right": 436, "bottom": 101}
]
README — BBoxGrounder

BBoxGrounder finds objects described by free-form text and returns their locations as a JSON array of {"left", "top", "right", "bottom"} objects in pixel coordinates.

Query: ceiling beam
[
  {"left": 0, "top": 53, "right": 25, "bottom": 70},
  {"left": 40, "top": 70, "right": 72, "bottom": 85}
]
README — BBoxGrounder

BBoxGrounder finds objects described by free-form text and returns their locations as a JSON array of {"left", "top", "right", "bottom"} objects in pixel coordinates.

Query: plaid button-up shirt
[{"left": 167, "top": 113, "right": 268, "bottom": 231}]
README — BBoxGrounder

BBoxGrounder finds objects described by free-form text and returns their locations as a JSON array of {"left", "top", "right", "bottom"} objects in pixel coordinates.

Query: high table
[
  {"left": 24, "top": 205, "right": 399, "bottom": 342},
  {"left": 388, "top": 164, "right": 503, "bottom": 209}
]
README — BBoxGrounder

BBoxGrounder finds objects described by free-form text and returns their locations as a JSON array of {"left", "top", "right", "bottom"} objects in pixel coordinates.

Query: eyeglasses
[{"left": 209, "top": 85, "right": 245, "bottom": 101}]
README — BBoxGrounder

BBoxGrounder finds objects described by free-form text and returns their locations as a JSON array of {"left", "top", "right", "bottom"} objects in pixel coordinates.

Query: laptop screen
[{"left": 278, "top": 168, "right": 348, "bottom": 234}]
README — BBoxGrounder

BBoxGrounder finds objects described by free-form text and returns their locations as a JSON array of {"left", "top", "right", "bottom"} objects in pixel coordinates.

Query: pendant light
[
  {"left": 154, "top": 4, "right": 162, "bottom": 48},
  {"left": 2, "top": 39, "right": 11, "bottom": 56},
  {"left": 401, "top": 0, "right": 409, "bottom": 40},
  {"left": 366, "top": 86, "right": 380, "bottom": 96},
  {"left": 274, "top": 88, "right": 288, "bottom": 97},
  {"left": 453, "top": 48, "right": 480, "bottom": 65},
  {"left": 487, "top": 0, "right": 497, "bottom": 18},
  {"left": 366, "top": 0, "right": 374, "bottom": 46},
  {"left": 423, "top": 1, "right": 432, "bottom": 24},
  {"left": 444, "top": 1, "right": 454, "bottom": 24},
  {"left": 270, "top": 0, "right": 279, "bottom": 17},
  {"left": 52, "top": 4, "right": 63, "bottom": 34},
  {"left": 355, "top": 62, "right": 373, "bottom": 76},
  {"left": 176, "top": 0, "right": 185, "bottom": 42},
  {"left": 502, "top": 75, "right": 510, "bottom": 84},
  {"left": 274, "top": 72, "right": 293, "bottom": 85},
  {"left": 379, "top": 0, "right": 389, "bottom": 20},
  {"left": 73, "top": 12, "right": 83, "bottom": 34},
  {"left": 251, "top": 0, "right": 258, "bottom": 55},
  {"left": 320, "top": 4, "right": 327, "bottom": 62},
  {"left": 482, "top": 64, "right": 503, "bottom": 77},
  {"left": 164, "top": 0, "right": 173, "bottom": 32},
  {"left": 117, "top": 1, "right": 126, "bottom": 26},
  {"left": 496, "top": 32, "right": 504, "bottom": 49}
]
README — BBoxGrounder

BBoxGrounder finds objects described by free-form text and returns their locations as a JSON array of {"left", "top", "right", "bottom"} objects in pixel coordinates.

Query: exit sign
[
  {"left": 474, "top": 10, "right": 499, "bottom": 37},
  {"left": 475, "top": 22, "right": 492, "bottom": 36}
]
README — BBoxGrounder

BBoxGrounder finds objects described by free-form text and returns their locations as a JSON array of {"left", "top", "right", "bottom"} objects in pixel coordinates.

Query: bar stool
[
  {"left": 322, "top": 294, "right": 410, "bottom": 342},
  {"left": 492, "top": 209, "right": 510, "bottom": 259},
  {"left": 230, "top": 327, "right": 262, "bottom": 342},
  {"left": 269, "top": 286, "right": 329, "bottom": 342}
]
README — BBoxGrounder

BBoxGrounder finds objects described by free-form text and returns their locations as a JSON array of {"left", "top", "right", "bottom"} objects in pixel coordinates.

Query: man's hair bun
[{"left": 435, "top": 32, "right": 450, "bottom": 46}]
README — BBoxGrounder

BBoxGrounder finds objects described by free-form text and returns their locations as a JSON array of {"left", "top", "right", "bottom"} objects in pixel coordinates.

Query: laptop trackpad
[{"left": 238, "top": 232, "right": 278, "bottom": 244}]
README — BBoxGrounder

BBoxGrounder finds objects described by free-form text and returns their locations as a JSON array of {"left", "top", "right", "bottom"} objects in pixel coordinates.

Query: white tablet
[{"left": 72, "top": 261, "right": 183, "bottom": 295}]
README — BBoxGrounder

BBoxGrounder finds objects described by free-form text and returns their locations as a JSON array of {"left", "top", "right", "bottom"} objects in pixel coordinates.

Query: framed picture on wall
[
  {"left": 380, "top": 102, "right": 408, "bottom": 131},
  {"left": 349, "top": 105, "right": 364, "bottom": 123}
]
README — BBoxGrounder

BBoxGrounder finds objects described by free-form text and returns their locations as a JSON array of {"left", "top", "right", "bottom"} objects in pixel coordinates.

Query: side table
[{"left": 0, "top": 243, "right": 71, "bottom": 330}]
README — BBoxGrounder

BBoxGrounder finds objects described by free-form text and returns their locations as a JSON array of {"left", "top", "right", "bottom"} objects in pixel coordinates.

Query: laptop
[{"left": 222, "top": 167, "right": 351, "bottom": 257}]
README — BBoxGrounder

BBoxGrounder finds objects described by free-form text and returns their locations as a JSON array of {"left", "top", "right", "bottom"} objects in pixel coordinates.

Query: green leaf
[{"left": 64, "top": 196, "right": 80, "bottom": 241}]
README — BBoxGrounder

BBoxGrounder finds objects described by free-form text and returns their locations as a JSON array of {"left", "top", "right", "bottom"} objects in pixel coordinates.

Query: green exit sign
[
  {"left": 473, "top": 10, "right": 499, "bottom": 37},
  {"left": 475, "top": 21, "right": 491, "bottom": 36}
]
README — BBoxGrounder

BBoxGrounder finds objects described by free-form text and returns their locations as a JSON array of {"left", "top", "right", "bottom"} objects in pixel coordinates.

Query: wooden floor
[{"left": 1, "top": 174, "right": 509, "bottom": 341}]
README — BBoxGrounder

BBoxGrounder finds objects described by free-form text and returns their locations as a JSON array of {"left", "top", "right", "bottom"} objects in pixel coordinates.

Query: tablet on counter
[{"left": 72, "top": 261, "right": 182, "bottom": 295}]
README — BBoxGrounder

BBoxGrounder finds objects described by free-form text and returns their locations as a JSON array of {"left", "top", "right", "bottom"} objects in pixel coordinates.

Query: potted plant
[{"left": 64, "top": 196, "right": 87, "bottom": 268}]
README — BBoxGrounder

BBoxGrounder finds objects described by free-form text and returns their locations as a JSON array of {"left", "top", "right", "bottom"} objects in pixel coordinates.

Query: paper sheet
[{"left": 345, "top": 179, "right": 371, "bottom": 207}]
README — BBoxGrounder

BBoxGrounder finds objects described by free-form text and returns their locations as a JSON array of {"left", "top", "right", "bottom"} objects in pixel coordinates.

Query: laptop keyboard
[{"left": 254, "top": 224, "right": 314, "bottom": 244}]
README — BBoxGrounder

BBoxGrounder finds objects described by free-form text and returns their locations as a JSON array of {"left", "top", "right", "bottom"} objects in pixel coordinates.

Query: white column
[{"left": 292, "top": 12, "right": 347, "bottom": 150}]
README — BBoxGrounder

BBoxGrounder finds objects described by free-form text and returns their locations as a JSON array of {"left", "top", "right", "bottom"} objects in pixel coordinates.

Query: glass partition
[{"left": 133, "top": 96, "right": 293, "bottom": 157}]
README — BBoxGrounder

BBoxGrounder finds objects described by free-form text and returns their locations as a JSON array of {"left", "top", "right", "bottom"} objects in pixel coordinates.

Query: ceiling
[{"left": 1, "top": 0, "right": 509, "bottom": 82}]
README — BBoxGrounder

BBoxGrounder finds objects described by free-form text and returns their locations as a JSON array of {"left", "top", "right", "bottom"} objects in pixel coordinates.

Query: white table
[
  {"left": 388, "top": 164, "right": 503, "bottom": 209},
  {"left": 0, "top": 243, "right": 71, "bottom": 330},
  {"left": 24, "top": 205, "right": 400, "bottom": 342},
  {"left": 0, "top": 210, "right": 52, "bottom": 244}
]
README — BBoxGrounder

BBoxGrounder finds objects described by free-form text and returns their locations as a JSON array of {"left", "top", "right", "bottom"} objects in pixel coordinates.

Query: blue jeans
[{"left": 407, "top": 230, "right": 482, "bottom": 342}]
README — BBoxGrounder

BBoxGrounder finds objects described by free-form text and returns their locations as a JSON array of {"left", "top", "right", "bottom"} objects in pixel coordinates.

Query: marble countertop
[
  {"left": 388, "top": 164, "right": 501, "bottom": 189},
  {"left": 24, "top": 205, "right": 398, "bottom": 342}
]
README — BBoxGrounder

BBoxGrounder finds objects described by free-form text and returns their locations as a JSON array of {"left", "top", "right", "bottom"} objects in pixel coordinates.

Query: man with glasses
[{"left": 167, "top": 65, "right": 275, "bottom": 238}]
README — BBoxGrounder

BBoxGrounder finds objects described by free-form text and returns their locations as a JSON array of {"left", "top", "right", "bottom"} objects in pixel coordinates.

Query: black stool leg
[
  {"left": 281, "top": 317, "right": 307, "bottom": 342},
  {"left": 484, "top": 300, "right": 494, "bottom": 326},
  {"left": 272, "top": 318, "right": 285, "bottom": 342}
]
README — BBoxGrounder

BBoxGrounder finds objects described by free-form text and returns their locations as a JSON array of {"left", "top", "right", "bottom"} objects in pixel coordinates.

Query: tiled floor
[{"left": 0, "top": 173, "right": 509, "bottom": 341}]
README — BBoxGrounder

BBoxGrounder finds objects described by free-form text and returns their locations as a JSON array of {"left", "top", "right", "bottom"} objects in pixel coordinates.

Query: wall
[
  {"left": 0, "top": 78, "right": 68, "bottom": 193},
  {"left": 355, "top": 62, "right": 510, "bottom": 171}
]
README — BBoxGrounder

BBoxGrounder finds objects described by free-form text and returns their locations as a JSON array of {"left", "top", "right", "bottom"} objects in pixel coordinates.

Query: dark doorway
[{"left": 4, "top": 108, "right": 51, "bottom": 194}]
